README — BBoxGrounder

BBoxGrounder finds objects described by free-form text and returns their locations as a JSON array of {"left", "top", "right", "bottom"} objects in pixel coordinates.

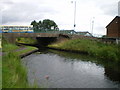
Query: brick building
[
  {"left": 106, "top": 16, "right": 120, "bottom": 38},
  {"left": 105, "top": 16, "right": 120, "bottom": 44}
]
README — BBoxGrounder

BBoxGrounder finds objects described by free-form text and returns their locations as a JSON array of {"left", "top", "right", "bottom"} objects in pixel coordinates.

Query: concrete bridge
[
  {"left": 2, "top": 33, "right": 59, "bottom": 38},
  {"left": 2, "top": 33, "right": 60, "bottom": 43},
  {"left": 2, "top": 33, "right": 72, "bottom": 47},
  {"left": 2, "top": 33, "right": 96, "bottom": 46}
]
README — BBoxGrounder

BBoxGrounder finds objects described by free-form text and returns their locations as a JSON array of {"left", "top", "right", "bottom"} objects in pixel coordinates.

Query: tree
[
  {"left": 31, "top": 19, "right": 59, "bottom": 32},
  {"left": 31, "top": 20, "right": 39, "bottom": 32},
  {"left": 38, "top": 21, "right": 42, "bottom": 30}
]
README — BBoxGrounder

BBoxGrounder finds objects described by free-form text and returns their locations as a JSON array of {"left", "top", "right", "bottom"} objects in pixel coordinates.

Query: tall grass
[
  {"left": 2, "top": 43, "right": 19, "bottom": 52},
  {"left": 2, "top": 38, "right": 38, "bottom": 88},
  {"left": 2, "top": 37, "right": 19, "bottom": 52},
  {"left": 2, "top": 52, "right": 29, "bottom": 88},
  {"left": 49, "top": 38, "right": 120, "bottom": 62},
  {"left": 0, "top": 56, "right": 2, "bottom": 89}
]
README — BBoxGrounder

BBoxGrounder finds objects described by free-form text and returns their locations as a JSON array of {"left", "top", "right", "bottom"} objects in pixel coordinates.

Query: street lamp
[
  {"left": 91, "top": 17, "right": 95, "bottom": 35},
  {"left": 71, "top": 1, "right": 76, "bottom": 31}
]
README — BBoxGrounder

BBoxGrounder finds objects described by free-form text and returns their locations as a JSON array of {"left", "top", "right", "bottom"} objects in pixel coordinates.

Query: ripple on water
[{"left": 22, "top": 52, "right": 120, "bottom": 88}]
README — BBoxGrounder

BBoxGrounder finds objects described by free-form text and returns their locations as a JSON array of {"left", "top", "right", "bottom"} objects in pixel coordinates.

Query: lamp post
[
  {"left": 91, "top": 17, "right": 95, "bottom": 35},
  {"left": 71, "top": 1, "right": 76, "bottom": 31}
]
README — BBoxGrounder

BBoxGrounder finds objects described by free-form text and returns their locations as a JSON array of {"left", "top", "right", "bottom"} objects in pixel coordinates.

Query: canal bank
[
  {"left": 2, "top": 40, "right": 38, "bottom": 88},
  {"left": 2, "top": 37, "right": 120, "bottom": 88},
  {"left": 48, "top": 38, "right": 120, "bottom": 62}
]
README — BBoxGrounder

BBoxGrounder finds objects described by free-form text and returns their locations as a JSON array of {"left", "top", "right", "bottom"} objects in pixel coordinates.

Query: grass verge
[
  {"left": 16, "top": 37, "right": 37, "bottom": 44},
  {"left": 2, "top": 42, "right": 38, "bottom": 88},
  {"left": 2, "top": 52, "right": 28, "bottom": 88},
  {"left": 15, "top": 46, "right": 38, "bottom": 56},
  {"left": 48, "top": 38, "right": 120, "bottom": 62}
]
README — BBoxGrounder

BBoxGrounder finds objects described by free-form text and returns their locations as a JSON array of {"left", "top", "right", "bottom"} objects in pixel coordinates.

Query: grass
[
  {"left": 2, "top": 52, "right": 29, "bottom": 88},
  {"left": 2, "top": 38, "right": 38, "bottom": 88},
  {"left": 16, "top": 37, "right": 37, "bottom": 44},
  {"left": 2, "top": 43, "right": 19, "bottom": 52},
  {"left": 2, "top": 36, "right": 19, "bottom": 52},
  {"left": 15, "top": 46, "right": 38, "bottom": 56},
  {"left": 49, "top": 38, "right": 120, "bottom": 62},
  {"left": 0, "top": 56, "right": 2, "bottom": 89}
]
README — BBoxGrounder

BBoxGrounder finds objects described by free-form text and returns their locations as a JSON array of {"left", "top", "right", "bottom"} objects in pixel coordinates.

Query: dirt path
[{"left": 14, "top": 46, "right": 27, "bottom": 52}]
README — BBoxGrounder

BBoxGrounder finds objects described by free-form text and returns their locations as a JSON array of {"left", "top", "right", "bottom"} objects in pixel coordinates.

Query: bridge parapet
[
  {"left": 2, "top": 33, "right": 59, "bottom": 37},
  {"left": 2, "top": 33, "right": 96, "bottom": 43},
  {"left": 2, "top": 33, "right": 59, "bottom": 43}
]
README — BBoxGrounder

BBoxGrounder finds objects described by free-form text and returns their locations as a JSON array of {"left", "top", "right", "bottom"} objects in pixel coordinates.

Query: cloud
[
  {"left": 1, "top": 0, "right": 119, "bottom": 35},
  {"left": 2, "top": 0, "right": 58, "bottom": 25},
  {"left": 96, "top": 1, "right": 118, "bottom": 16}
]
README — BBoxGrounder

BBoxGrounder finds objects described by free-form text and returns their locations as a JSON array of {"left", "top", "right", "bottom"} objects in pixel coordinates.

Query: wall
[{"left": 107, "top": 17, "right": 119, "bottom": 38}]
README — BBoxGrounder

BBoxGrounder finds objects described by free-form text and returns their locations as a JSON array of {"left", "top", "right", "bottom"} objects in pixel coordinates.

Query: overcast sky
[{"left": 0, "top": 0, "right": 120, "bottom": 35}]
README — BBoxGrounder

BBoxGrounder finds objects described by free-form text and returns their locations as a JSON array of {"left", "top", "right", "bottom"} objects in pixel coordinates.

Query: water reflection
[
  {"left": 105, "top": 66, "right": 120, "bottom": 82},
  {"left": 22, "top": 49, "right": 120, "bottom": 88},
  {"left": 49, "top": 49, "right": 120, "bottom": 83}
]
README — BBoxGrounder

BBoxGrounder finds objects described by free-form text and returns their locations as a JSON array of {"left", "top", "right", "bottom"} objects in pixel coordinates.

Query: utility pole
[
  {"left": 91, "top": 17, "right": 95, "bottom": 35},
  {"left": 71, "top": 1, "right": 76, "bottom": 31},
  {"left": 118, "top": 1, "right": 120, "bottom": 16}
]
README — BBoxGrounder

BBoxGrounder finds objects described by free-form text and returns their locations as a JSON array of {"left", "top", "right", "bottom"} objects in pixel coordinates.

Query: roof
[
  {"left": 76, "top": 31, "right": 92, "bottom": 36},
  {"left": 60, "top": 30, "right": 75, "bottom": 32},
  {"left": 76, "top": 31, "right": 89, "bottom": 34},
  {"left": 59, "top": 30, "right": 76, "bottom": 33},
  {"left": 106, "top": 16, "right": 120, "bottom": 28}
]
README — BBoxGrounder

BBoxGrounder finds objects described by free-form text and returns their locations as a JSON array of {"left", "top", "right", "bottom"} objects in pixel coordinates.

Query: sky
[{"left": 0, "top": 0, "right": 120, "bottom": 35}]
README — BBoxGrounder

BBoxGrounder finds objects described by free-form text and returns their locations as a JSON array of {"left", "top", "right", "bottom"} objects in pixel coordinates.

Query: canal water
[{"left": 22, "top": 50, "right": 120, "bottom": 88}]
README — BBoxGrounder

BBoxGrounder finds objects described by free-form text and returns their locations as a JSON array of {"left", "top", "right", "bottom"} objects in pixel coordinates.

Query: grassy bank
[
  {"left": 15, "top": 46, "right": 38, "bottom": 56},
  {"left": 0, "top": 56, "right": 2, "bottom": 89},
  {"left": 2, "top": 40, "right": 38, "bottom": 88},
  {"left": 48, "top": 38, "right": 120, "bottom": 62},
  {"left": 16, "top": 37, "right": 37, "bottom": 44},
  {"left": 2, "top": 52, "right": 28, "bottom": 88}
]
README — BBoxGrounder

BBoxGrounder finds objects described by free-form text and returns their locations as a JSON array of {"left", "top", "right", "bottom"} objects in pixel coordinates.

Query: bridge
[
  {"left": 2, "top": 33, "right": 96, "bottom": 47},
  {"left": 2, "top": 33, "right": 59, "bottom": 43},
  {"left": 2, "top": 33, "right": 72, "bottom": 47}
]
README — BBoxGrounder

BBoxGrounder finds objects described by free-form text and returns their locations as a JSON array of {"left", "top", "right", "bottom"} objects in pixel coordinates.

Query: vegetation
[
  {"left": 16, "top": 37, "right": 37, "bottom": 44},
  {"left": 2, "top": 38, "right": 38, "bottom": 88},
  {"left": 16, "top": 46, "right": 37, "bottom": 56},
  {"left": 2, "top": 37, "right": 19, "bottom": 52},
  {"left": 2, "top": 43, "right": 19, "bottom": 52},
  {"left": 48, "top": 39, "right": 120, "bottom": 62},
  {"left": 0, "top": 56, "right": 2, "bottom": 89},
  {"left": 31, "top": 19, "right": 59, "bottom": 32},
  {"left": 2, "top": 52, "right": 28, "bottom": 88}
]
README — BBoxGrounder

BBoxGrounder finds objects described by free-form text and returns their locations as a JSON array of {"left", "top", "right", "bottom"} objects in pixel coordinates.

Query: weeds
[
  {"left": 49, "top": 38, "right": 120, "bottom": 62},
  {"left": 2, "top": 39, "right": 38, "bottom": 88},
  {"left": 2, "top": 52, "right": 29, "bottom": 88}
]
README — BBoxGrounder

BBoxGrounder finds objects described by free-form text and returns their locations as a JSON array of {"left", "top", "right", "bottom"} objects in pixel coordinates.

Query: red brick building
[{"left": 106, "top": 16, "right": 120, "bottom": 38}]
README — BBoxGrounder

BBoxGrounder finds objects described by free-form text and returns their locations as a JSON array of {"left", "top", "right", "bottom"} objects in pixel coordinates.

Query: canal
[{"left": 22, "top": 49, "right": 120, "bottom": 88}]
